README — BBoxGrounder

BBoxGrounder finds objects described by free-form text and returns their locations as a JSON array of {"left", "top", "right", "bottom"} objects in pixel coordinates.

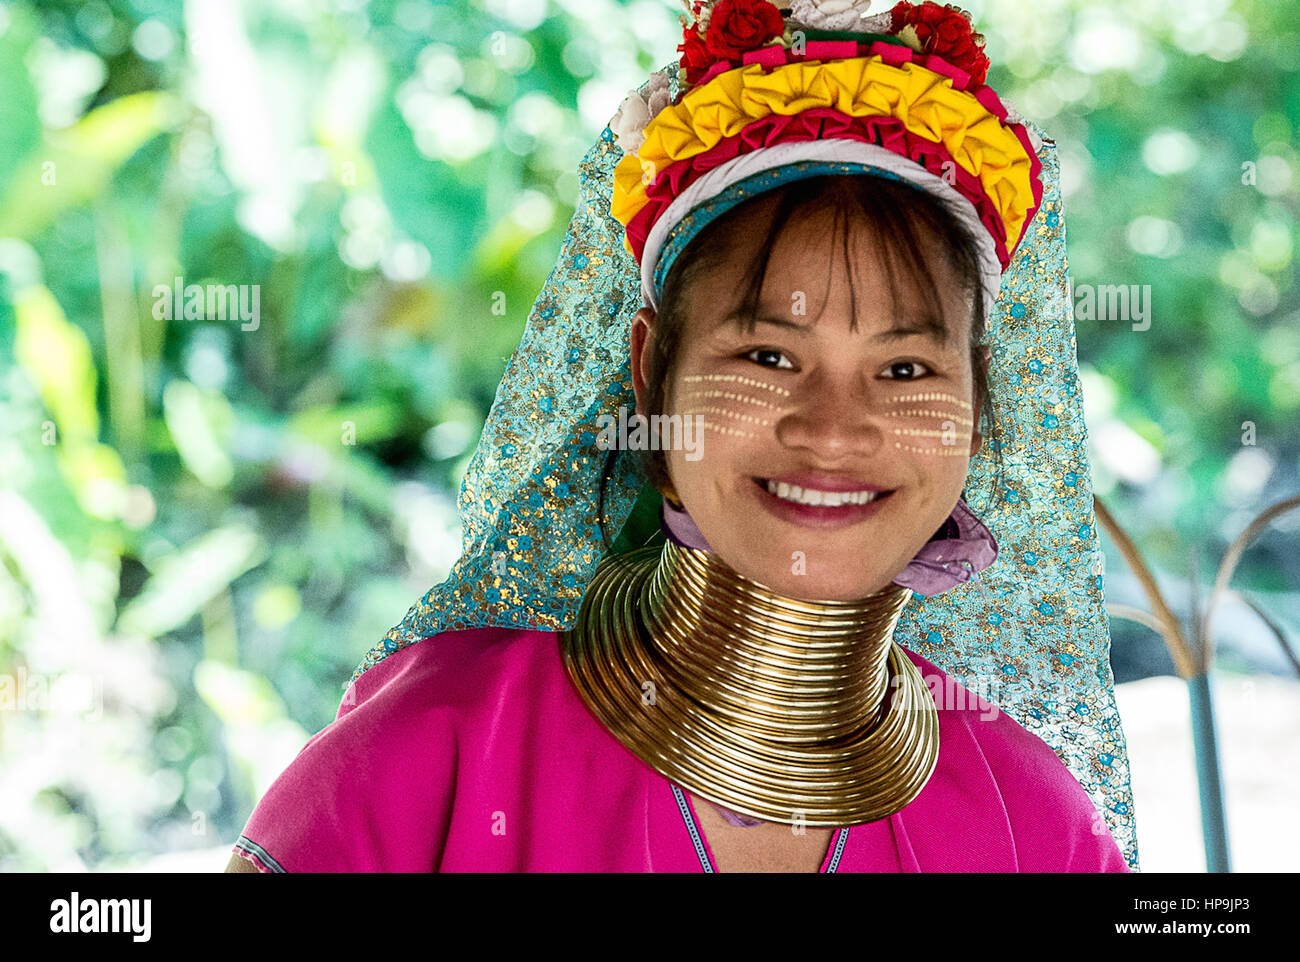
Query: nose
[{"left": 773, "top": 368, "right": 888, "bottom": 461}]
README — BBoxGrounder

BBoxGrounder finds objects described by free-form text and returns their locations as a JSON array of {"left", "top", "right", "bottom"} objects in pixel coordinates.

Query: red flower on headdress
[
  {"left": 704, "top": 0, "right": 786, "bottom": 61},
  {"left": 890, "top": 1, "right": 990, "bottom": 85},
  {"left": 677, "top": 20, "right": 714, "bottom": 86}
]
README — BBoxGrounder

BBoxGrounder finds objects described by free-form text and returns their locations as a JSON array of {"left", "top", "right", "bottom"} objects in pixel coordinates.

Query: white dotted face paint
[
  {"left": 678, "top": 390, "right": 777, "bottom": 440},
  {"left": 884, "top": 392, "right": 975, "bottom": 456},
  {"left": 681, "top": 373, "right": 792, "bottom": 397},
  {"left": 673, "top": 378, "right": 974, "bottom": 455},
  {"left": 676, "top": 375, "right": 790, "bottom": 442}
]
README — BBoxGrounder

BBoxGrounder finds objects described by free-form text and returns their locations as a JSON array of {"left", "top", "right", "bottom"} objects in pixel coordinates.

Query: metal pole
[{"left": 1187, "top": 672, "right": 1231, "bottom": 873}]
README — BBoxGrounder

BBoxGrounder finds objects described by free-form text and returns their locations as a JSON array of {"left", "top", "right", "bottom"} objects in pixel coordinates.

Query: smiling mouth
[{"left": 753, "top": 477, "right": 896, "bottom": 508}]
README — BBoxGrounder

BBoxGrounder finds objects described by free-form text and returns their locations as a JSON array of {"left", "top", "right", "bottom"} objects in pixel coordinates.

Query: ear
[{"left": 630, "top": 305, "right": 656, "bottom": 419}]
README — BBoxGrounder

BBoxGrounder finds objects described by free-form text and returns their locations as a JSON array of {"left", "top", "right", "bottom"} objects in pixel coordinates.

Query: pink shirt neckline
[{"left": 671, "top": 783, "right": 852, "bottom": 873}]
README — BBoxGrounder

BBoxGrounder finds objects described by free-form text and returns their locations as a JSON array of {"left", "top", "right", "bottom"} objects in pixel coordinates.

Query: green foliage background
[{"left": 0, "top": 0, "right": 1295, "bottom": 870}]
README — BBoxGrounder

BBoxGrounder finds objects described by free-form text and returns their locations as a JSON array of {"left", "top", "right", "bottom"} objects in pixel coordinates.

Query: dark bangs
[{"left": 672, "top": 174, "right": 978, "bottom": 347}]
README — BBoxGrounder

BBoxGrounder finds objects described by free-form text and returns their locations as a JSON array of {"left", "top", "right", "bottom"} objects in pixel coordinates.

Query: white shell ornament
[{"left": 789, "top": 0, "right": 879, "bottom": 32}]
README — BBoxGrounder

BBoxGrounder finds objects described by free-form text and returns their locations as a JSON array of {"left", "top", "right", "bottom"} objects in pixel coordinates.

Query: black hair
[{"left": 596, "top": 173, "right": 1006, "bottom": 550}]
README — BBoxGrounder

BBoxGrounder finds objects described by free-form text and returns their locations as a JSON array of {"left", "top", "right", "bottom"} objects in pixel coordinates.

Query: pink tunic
[{"left": 232, "top": 626, "right": 1131, "bottom": 873}]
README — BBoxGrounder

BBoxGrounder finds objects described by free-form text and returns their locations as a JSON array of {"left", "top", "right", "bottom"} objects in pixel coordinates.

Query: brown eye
[
  {"left": 745, "top": 348, "right": 794, "bottom": 370},
  {"left": 882, "top": 360, "right": 932, "bottom": 380}
]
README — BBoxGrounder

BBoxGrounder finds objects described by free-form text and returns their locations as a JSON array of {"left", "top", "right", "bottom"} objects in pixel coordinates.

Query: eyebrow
[{"left": 721, "top": 311, "right": 952, "bottom": 346}]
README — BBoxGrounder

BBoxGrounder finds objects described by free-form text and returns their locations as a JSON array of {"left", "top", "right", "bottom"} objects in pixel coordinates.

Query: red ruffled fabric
[{"left": 642, "top": 39, "right": 1044, "bottom": 268}]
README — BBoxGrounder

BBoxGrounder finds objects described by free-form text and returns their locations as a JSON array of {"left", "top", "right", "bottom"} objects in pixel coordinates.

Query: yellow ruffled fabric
[{"left": 612, "top": 56, "right": 1037, "bottom": 255}]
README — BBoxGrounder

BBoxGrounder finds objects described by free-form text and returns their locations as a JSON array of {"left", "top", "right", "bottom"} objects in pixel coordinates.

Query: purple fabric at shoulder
[
  {"left": 660, "top": 496, "right": 998, "bottom": 597},
  {"left": 892, "top": 497, "right": 998, "bottom": 596}
]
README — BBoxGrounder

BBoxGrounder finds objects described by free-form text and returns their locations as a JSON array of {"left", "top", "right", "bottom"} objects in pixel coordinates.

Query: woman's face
[{"left": 630, "top": 199, "right": 987, "bottom": 601}]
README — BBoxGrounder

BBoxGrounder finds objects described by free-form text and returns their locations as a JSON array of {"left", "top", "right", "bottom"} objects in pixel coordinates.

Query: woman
[{"left": 227, "top": 0, "right": 1137, "bottom": 873}]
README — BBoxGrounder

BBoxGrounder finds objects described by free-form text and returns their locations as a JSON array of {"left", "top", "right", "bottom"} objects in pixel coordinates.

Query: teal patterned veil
[{"left": 351, "top": 63, "right": 1140, "bottom": 871}]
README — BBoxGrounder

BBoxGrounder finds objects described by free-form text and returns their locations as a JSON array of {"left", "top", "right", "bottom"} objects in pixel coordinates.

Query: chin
[{"left": 731, "top": 558, "right": 896, "bottom": 603}]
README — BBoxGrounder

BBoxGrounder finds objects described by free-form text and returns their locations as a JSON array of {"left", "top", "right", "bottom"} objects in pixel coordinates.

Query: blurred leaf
[
  {"left": 193, "top": 659, "right": 284, "bottom": 726},
  {"left": 118, "top": 525, "right": 267, "bottom": 637},
  {"left": 162, "top": 380, "right": 235, "bottom": 489},
  {"left": 13, "top": 284, "right": 129, "bottom": 519},
  {"left": 13, "top": 284, "right": 99, "bottom": 442},
  {"left": 0, "top": 91, "right": 180, "bottom": 238},
  {"left": 0, "top": 488, "right": 99, "bottom": 655},
  {"left": 287, "top": 400, "right": 406, "bottom": 449},
  {"left": 55, "top": 441, "right": 128, "bottom": 521}
]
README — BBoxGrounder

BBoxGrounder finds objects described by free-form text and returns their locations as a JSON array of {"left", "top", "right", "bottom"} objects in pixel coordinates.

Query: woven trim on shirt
[{"left": 235, "top": 835, "right": 286, "bottom": 873}]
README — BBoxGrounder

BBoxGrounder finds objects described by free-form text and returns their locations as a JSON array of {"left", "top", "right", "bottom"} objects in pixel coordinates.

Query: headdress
[
  {"left": 353, "top": 0, "right": 1139, "bottom": 868},
  {"left": 612, "top": 0, "right": 1042, "bottom": 319}
]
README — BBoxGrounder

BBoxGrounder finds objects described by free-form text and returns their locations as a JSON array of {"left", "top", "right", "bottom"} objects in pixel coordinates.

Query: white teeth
[{"left": 764, "top": 480, "right": 883, "bottom": 506}]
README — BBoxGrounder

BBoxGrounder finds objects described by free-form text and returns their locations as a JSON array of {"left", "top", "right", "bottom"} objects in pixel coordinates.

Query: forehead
[{"left": 697, "top": 202, "right": 971, "bottom": 346}]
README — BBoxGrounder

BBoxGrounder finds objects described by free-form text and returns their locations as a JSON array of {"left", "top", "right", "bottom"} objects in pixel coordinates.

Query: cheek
[
  {"left": 674, "top": 372, "right": 790, "bottom": 442},
  {"left": 881, "top": 391, "right": 974, "bottom": 456},
  {"left": 662, "top": 375, "right": 788, "bottom": 487}
]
